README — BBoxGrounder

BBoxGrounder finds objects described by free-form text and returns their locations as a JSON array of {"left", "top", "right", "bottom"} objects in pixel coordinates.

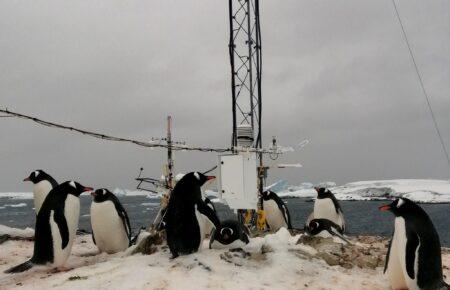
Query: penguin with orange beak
[
  {"left": 5, "top": 181, "right": 93, "bottom": 273},
  {"left": 379, "top": 198, "right": 448, "bottom": 290},
  {"left": 165, "top": 172, "right": 221, "bottom": 258}
]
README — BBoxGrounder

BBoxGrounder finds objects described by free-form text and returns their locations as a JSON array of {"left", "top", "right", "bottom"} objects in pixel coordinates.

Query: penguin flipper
[
  {"left": 197, "top": 201, "right": 221, "bottom": 229},
  {"left": 405, "top": 231, "right": 419, "bottom": 280},
  {"left": 384, "top": 237, "right": 393, "bottom": 274},
  {"left": 4, "top": 260, "right": 33, "bottom": 274},
  {"left": 53, "top": 209, "right": 69, "bottom": 249},
  {"left": 281, "top": 204, "right": 293, "bottom": 229},
  {"left": 110, "top": 195, "right": 132, "bottom": 242},
  {"left": 204, "top": 197, "right": 217, "bottom": 212},
  {"left": 329, "top": 227, "right": 351, "bottom": 244},
  {"left": 92, "top": 232, "right": 96, "bottom": 245}
]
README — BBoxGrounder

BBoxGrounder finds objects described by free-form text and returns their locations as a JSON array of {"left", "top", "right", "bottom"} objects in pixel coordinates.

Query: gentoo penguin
[
  {"left": 23, "top": 169, "right": 58, "bottom": 215},
  {"left": 380, "top": 198, "right": 449, "bottom": 290},
  {"left": 5, "top": 181, "right": 93, "bottom": 273},
  {"left": 90, "top": 188, "right": 131, "bottom": 254},
  {"left": 203, "top": 197, "right": 217, "bottom": 236},
  {"left": 262, "top": 190, "right": 292, "bottom": 231},
  {"left": 209, "top": 220, "right": 250, "bottom": 249},
  {"left": 305, "top": 218, "right": 350, "bottom": 244},
  {"left": 165, "top": 172, "right": 221, "bottom": 258},
  {"left": 306, "top": 187, "right": 345, "bottom": 233}
]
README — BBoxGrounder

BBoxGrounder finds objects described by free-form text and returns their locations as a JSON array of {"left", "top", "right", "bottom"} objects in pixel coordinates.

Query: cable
[
  {"left": 0, "top": 107, "right": 281, "bottom": 154},
  {"left": 391, "top": 0, "right": 450, "bottom": 169}
]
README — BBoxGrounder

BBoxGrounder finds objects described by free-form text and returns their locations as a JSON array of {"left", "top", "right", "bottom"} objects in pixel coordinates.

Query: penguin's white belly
[
  {"left": 91, "top": 201, "right": 129, "bottom": 254},
  {"left": 386, "top": 217, "right": 419, "bottom": 290},
  {"left": 204, "top": 219, "right": 215, "bottom": 237},
  {"left": 33, "top": 180, "right": 53, "bottom": 214},
  {"left": 263, "top": 199, "right": 287, "bottom": 231},
  {"left": 195, "top": 206, "right": 206, "bottom": 251},
  {"left": 313, "top": 199, "right": 343, "bottom": 227},
  {"left": 50, "top": 195, "right": 80, "bottom": 268}
]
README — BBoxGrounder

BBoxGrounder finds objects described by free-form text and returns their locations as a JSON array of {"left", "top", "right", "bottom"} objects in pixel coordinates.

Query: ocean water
[{"left": 0, "top": 196, "right": 449, "bottom": 246}]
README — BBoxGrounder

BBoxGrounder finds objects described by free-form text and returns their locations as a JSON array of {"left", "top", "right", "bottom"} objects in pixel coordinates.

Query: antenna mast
[{"left": 228, "top": 0, "right": 265, "bottom": 229}]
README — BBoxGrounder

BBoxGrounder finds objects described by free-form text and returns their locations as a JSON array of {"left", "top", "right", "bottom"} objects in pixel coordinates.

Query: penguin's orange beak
[
  {"left": 83, "top": 187, "right": 94, "bottom": 192},
  {"left": 314, "top": 187, "right": 319, "bottom": 193},
  {"left": 91, "top": 191, "right": 97, "bottom": 197},
  {"left": 23, "top": 177, "right": 31, "bottom": 182},
  {"left": 379, "top": 204, "right": 391, "bottom": 211},
  {"left": 206, "top": 176, "right": 216, "bottom": 181}
]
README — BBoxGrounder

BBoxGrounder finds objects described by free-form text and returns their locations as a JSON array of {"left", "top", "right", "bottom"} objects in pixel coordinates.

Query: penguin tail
[{"left": 4, "top": 260, "right": 34, "bottom": 274}]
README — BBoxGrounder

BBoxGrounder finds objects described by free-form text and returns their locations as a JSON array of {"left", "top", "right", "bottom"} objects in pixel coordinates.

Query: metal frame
[
  {"left": 229, "top": 0, "right": 262, "bottom": 150},
  {"left": 229, "top": 0, "right": 266, "bottom": 226}
]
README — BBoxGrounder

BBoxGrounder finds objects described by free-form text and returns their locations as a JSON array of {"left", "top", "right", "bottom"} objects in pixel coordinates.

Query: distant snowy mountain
[
  {"left": 1, "top": 179, "right": 450, "bottom": 203},
  {"left": 271, "top": 179, "right": 450, "bottom": 203}
]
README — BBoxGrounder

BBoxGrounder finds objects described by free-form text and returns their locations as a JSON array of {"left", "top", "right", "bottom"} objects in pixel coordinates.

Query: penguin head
[
  {"left": 91, "top": 188, "right": 113, "bottom": 202},
  {"left": 210, "top": 220, "right": 250, "bottom": 247},
  {"left": 179, "top": 172, "right": 215, "bottom": 187},
  {"left": 379, "top": 198, "right": 418, "bottom": 216},
  {"left": 61, "top": 181, "right": 93, "bottom": 197},
  {"left": 261, "top": 190, "right": 273, "bottom": 200},
  {"left": 23, "top": 169, "right": 53, "bottom": 184},
  {"left": 314, "top": 187, "right": 332, "bottom": 198},
  {"left": 220, "top": 227, "right": 235, "bottom": 241},
  {"left": 306, "top": 219, "right": 322, "bottom": 235}
]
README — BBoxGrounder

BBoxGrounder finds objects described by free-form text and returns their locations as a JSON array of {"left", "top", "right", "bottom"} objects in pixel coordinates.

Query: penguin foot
[{"left": 48, "top": 266, "right": 73, "bottom": 273}]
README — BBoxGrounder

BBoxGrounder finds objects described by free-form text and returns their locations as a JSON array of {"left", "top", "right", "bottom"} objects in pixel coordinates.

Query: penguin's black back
[
  {"left": 165, "top": 177, "right": 202, "bottom": 255},
  {"left": 403, "top": 204, "right": 445, "bottom": 289},
  {"left": 32, "top": 186, "right": 70, "bottom": 264}
]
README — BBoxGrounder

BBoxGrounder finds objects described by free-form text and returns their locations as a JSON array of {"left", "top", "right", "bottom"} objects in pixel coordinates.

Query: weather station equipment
[{"left": 218, "top": 0, "right": 268, "bottom": 230}]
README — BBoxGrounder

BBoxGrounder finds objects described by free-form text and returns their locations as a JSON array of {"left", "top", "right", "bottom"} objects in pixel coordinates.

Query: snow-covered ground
[
  {"left": 2, "top": 179, "right": 450, "bottom": 203},
  {"left": 2, "top": 227, "right": 441, "bottom": 290}
]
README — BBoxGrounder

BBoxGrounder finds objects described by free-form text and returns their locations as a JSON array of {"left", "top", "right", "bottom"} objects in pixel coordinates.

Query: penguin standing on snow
[
  {"left": 306, "top": 187, "right": 345, "bottom": 233},
  {"left": 5, "top": 181, "right": 93, "bottom": 273},
  {"left": 90, "top": 188, "right": 131, "bottom": 254},
  {"left": 165, "top": 172, "right": 221, "bottom": 258},
  {"left": 262, "top": 190, "right": 292, "bottom": 231},
  {"left": 305, "top": 219, "right": 350, "bottom": 244},
  {"left": 23, "top": 170, "right": 58, "bottom": 215},
  {"left": 209, "top": 219, "right": 250, "bottom": 249},
  {"left": 380, "top": 198, "right": 449, "bottom": 290}
]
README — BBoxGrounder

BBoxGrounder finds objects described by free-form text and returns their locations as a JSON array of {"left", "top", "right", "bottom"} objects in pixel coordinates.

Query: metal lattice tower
[{"left": 228, "top": 0, "right": 262, "bottom": 151}]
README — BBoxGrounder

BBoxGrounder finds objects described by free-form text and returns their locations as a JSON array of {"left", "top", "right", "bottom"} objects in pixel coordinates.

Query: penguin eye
[
  {"left": 69, "top": 181, "right": 76, "bottom": 188},
  {"left": 396, "top": 199, "right": 405, "bottom": 208},
  {"left": 194, "top": 172, "right": 200, "bottom": 180}
]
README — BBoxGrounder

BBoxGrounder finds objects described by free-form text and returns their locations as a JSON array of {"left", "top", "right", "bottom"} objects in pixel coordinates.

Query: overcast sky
[{"left": 1, "top": 0, "right": 449, "bottom": 192}]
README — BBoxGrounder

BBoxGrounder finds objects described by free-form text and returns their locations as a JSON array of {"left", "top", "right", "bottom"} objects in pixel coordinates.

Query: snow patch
[{"left": 0, "top": 224, "right": 34, "bottom": 238}]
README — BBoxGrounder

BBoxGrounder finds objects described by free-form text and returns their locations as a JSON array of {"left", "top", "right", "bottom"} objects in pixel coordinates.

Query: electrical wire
[
  {"left": 0, "top": 107, "right": 281, "bottom": 154},
  {"left": 391, "top": 0, "right": 450, "bottom": 169}
]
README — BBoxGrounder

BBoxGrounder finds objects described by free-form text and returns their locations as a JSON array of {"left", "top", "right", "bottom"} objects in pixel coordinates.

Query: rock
[
  {"left": 261, "top": 244, "right": 274, "bottom": 254},
  {"left": 297, "top": 234, "right": 388, "bottom": 270},
  {"left": 0, "top": 234, "right": 11, "bottom": 245},
  {"left": 132, "top": 230, "right": 165, "bottom": 255},
  {"left": 316, "top": 252, "right": 340, "bottom": 266}
]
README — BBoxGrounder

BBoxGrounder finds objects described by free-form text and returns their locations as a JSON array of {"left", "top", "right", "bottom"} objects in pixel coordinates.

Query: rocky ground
[{"left": 0, "top": 228, "right": 448, "bottom": 290}]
